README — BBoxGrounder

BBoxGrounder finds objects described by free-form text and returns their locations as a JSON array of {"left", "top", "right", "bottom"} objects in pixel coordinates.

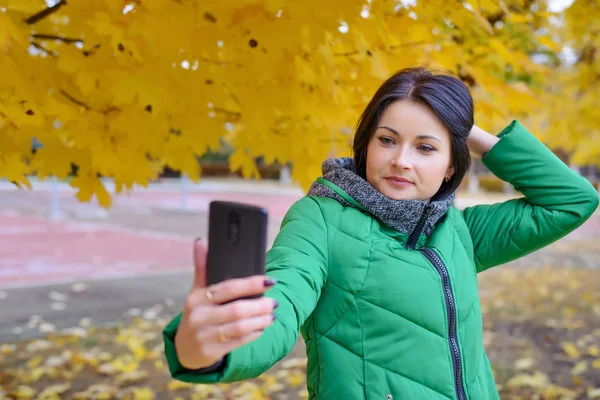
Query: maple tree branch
[
  {"left": 212, "top": 107, "right": 241, "bottom": 118},
  {"left": 334, "top": 50, "right": 360, "bottom": 57},
  {"left": 389, "top": 41, "right": 427, "bottom": 50},
  {"left": 60, "top": 90, "right": 91, "bottom": 110},
  {"left": 198, "top": 57, "right": 243, "bottom": 68},
  {"left": 25, "top": 0, "right": 68, "bottom": 25},
  {"left": 335, "top": 42, "right": 428, "bottom": 58},
  {"left": 31, "top": 42, "right": 57, "bottom": 57},
  {"left": 31, "top": 34, "right": 83, "bottom": 44}
]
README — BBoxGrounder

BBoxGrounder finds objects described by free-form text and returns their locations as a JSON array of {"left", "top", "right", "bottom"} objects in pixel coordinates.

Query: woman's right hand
[{"left": 174, "top": 239, "right": 278, "bottom": 370}]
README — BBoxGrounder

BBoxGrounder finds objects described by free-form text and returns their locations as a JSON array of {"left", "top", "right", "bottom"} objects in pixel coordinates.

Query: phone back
[{"left": 206, "top": 201, "right": 268, "bottom": 287}]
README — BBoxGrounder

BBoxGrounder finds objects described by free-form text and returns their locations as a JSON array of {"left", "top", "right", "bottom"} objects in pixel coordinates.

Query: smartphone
[{"left": 206, "top": 201, "right": 268, "bottom": 299}]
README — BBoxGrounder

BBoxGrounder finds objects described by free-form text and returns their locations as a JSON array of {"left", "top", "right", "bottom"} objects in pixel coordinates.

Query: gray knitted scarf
[{"left": 307, "top": 157, "right": 455, "bottom": 237}]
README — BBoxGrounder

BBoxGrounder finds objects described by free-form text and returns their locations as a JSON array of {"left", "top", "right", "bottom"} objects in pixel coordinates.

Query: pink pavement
[
  {"left": 0, "top": 187, "right": 596, "bottom": 289},
  {"left": 114, "top": 191, "right": 301, "bottom": 220},
  {"left": 0, "top": 214, "right": 192, "bottom": 288}
]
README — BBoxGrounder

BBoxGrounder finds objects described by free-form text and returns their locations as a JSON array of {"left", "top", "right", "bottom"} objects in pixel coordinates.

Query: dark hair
[{"left": 353, "top": 67, "right": 473, "bottom": 201}]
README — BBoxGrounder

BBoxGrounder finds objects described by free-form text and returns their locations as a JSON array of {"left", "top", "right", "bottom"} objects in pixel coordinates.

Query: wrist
[
  {"left": 174, "top": 328, "right": 213, "bottom": 370},
  {"left": 468, "top": 125, "right": 500, "bottom": 158}
]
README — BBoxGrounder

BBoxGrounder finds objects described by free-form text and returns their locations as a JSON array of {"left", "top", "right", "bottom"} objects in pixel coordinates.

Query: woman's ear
[{"left": 446, "top": 166, "right": 455, "bottom": 180}]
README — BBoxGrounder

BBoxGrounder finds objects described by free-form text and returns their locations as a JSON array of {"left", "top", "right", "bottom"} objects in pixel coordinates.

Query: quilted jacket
[{"left": 163, "top": 121, "right": 599, "bottom": 399}]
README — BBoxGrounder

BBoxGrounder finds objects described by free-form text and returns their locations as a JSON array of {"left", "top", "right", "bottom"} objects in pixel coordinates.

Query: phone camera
[{"left": 227, "top": 211, "right": 241, "bottom": 243}]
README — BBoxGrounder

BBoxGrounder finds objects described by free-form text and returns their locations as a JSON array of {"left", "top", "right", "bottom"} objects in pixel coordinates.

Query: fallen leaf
[
  {"left": 541, "top": 385, "right": 577, "bottom": 399},
  {"left": 287, "top": 369, "right": 305, "bottom": 388},
  {"left": 37, "top": 383, "right": 71, "bottom": 400},
  {"left": 167, "top": 380, "right": 193, "bottom": 391},
  {"left": 116, "top": 370, "right": 149, "bottom": 385},
  {"left": 0, "top": 344, "right": 16, "bottom": 355},
  {"left": 118, "top": 387, "right": 155, "bottom": 400},
  {"left": 281, "top": 357, "right": 307, "bottom": 369},
  {"left": 506, "top": 371, "right": 550, "bottom": 388},
  {"left": 9, "top": 386, "right": 36, "bottom": 399},
  {"left": 73, "top": 384, "right": 118, "bottom": 399},
  {"left": 571, "top": 361, "right": 587, "bottom": 375},
  {"left": 26, "top": 340, "right": 52, "bottom": 352},
  {"left": 71, "top": 282, "right": 88, "bottom": 292},
  {"left": 514, "top": 358, "right": 535, "bottom": 370},
  {"left": 562, "top": 342, "right": 581, "bottom": 358}
]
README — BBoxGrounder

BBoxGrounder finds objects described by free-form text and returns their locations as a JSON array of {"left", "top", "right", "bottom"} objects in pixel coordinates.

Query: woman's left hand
[{"left": 467, "top": 124, "right": 500, "bottom": 158}]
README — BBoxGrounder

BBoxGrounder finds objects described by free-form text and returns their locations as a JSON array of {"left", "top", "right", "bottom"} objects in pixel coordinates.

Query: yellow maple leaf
[
  {"left": 0, "top": 12, "right": 27, "bottom": 51},
  {"left": 71, "top": 175, "right": 112, "bottom": 209},
  {"left": 571, "top": 360, "right": 587, "bottom": 375},
  {"left": 506, "top": 371, "right": 550, "bottom": 388},
  {"left": 562, "top": 342, "right": 581, "bottom": 358},
  {"left": 121, "top": 387, "right": 155, "bottom": 400},
  {"left": 9, "top": 385, "right": 36, "bottom": 399},
  {"left": 37, "top": 383, "right": 71, "bottom": 400}
]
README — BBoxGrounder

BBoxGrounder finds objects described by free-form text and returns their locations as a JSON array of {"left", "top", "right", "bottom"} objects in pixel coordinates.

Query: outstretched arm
[{"left": 164, "top": 197, "right": 329, "bottom": 383}]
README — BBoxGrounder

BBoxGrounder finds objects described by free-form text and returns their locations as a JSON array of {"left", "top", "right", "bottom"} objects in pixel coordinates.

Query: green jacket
[{"left": 163, "top": 121, "right": 599, "bottom": 399}]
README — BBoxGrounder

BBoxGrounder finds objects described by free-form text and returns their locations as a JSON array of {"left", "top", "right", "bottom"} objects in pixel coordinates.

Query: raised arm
[{"left": 462, "top": 120, "right": 599, "bottom": 272}]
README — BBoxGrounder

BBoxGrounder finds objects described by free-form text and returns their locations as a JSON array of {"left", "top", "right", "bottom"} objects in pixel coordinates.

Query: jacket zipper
[
  {"left": 405, "top": 206, "right": 432, "bottom": 250},
  {"left": 420, "top": 248, "right": 467, "bottom": 400},
  {"left": 405, "top": 206, "right": 466, "bottom": 400}
]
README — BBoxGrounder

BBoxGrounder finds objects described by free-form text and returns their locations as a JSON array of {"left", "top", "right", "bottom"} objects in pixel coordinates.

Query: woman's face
[{"left": 366, "top": 100, "right": 455, "bottom": 203}]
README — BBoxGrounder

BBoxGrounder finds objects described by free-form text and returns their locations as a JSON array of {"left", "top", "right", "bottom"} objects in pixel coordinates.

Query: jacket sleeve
[
  {"left": 163, "top": 196, "right": 328, "bottom": 383},
  {"left": 461, "top": 120, "right": 599, "bottom": 273}
]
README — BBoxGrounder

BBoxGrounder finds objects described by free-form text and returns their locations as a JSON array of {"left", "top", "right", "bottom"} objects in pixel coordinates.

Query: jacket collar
[{"left": 307, "top": 157, "right": 455, "bottom": 237}]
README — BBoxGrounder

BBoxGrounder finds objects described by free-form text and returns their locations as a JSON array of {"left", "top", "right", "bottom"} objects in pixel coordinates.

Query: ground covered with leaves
[{"left": 1, "top": 266, "right": 599, "bottom": 400}]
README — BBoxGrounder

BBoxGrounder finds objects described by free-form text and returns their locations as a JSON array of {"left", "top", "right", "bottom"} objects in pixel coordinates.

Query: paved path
[{"left": 0, "top": 179, "right": 598, "bottom": 342}]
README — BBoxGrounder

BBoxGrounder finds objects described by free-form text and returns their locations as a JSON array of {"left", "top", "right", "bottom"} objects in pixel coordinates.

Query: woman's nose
[{"left": 391, "top": 147, "right": 413, "bottom": 169}]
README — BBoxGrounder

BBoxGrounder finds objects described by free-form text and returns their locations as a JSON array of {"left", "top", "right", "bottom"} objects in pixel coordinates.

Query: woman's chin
[
  {"left": 377, "top": 186, "right": 431, "bottom": 202},
  {"left": 379, "top": 187, "right": 417, "bottom": 201}
]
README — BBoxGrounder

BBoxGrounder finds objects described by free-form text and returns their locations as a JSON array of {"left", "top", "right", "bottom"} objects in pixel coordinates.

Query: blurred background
[{"left": 0, "top": 0, "right": 599, "bottom": 399}]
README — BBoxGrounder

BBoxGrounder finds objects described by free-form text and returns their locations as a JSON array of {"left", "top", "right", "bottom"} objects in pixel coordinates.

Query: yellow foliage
[
  {"left": 0, "top": 0, "right": 591, "bottom": 205},
  {"left": 539, "top": 0, "right": 600, "bottom": 167}
]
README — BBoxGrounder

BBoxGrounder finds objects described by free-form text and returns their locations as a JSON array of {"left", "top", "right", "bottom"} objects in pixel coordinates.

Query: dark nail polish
[
  {"left": 264, "top": 278, "right": 277, "bottom": 287},
  {"left": 273, "top": 300, "right": 279, "bottom": 309},
  {"left": 271, "top": 313, "right": 277, "bottom": 321}
]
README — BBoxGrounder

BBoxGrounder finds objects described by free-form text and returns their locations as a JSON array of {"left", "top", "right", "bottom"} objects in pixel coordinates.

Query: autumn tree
[
  {"left": 0, "top": 0, "right": 564, "bottom": 207},
  {"left": 536, "top": 0, "right": 600, "bottom": 168}
]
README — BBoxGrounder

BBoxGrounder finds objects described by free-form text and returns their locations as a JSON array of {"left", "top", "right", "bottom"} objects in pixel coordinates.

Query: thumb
[{"left": 192, "top": 238, "right": 207, "bottom": 289}]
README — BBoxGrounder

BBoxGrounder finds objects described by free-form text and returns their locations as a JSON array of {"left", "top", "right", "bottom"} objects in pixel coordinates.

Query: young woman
[{"left": 163, "top": 68, "right": 599, "bottom": 399}]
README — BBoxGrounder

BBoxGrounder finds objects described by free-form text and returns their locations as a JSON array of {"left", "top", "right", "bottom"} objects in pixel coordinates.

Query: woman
[{"left": 163, "top": 68, "right": 599, "bottom": 399}]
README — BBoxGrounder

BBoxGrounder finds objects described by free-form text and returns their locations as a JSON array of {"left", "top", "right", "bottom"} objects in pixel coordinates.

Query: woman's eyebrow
[{"left": 377, "top": 125, "right": 443, "bottom": 143}]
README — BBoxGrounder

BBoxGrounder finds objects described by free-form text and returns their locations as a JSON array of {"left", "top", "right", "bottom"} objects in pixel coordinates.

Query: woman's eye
[
  {"left": 419, "top": 145, "right": 436, "bottom": 152},
  {"left": 379, "top": 137, "right": 394, "bottom": 145}
]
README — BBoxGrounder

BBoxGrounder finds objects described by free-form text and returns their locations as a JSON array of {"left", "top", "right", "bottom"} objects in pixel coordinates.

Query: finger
[
  {"left": 220, "top": 330, "right": 264, "bottom": 353},
  {"left": 192, "top": 238, "right": 207, "bottom": 289},
  {"left": 189, "top": 296, "right": 277, "bottom": 327},
  {"left": 208, "top": 275, "right": 277, "bottom": 305},
  {"left": 197, "top": 313, "right": 276, "bottom": 342},
  {"left": 185, "top": 274, "right": 276, "bottom": 310}
]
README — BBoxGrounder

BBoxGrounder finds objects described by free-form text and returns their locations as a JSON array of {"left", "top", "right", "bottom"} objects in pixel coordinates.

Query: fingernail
[
  {"left": 194, "top": 237, "right": 202, "bottom": 245},
  {"left": 273, "top": 300, "right": 279, "bottom": 309},
  {"left": 271, "top": 313, "right": 277, "bottom": 321},
  {"left": 264, "top": 278, "right": 277, "bottom": 287}
]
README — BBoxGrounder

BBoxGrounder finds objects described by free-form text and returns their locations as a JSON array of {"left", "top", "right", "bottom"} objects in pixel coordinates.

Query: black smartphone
[{"left": 206, "top": 201, "right": 268, "bottom": 299}]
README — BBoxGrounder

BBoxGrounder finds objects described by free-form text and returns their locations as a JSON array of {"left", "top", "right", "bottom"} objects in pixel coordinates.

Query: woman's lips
[{"left": 385, "top": 177, "right": 414, "bottom": 187}]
